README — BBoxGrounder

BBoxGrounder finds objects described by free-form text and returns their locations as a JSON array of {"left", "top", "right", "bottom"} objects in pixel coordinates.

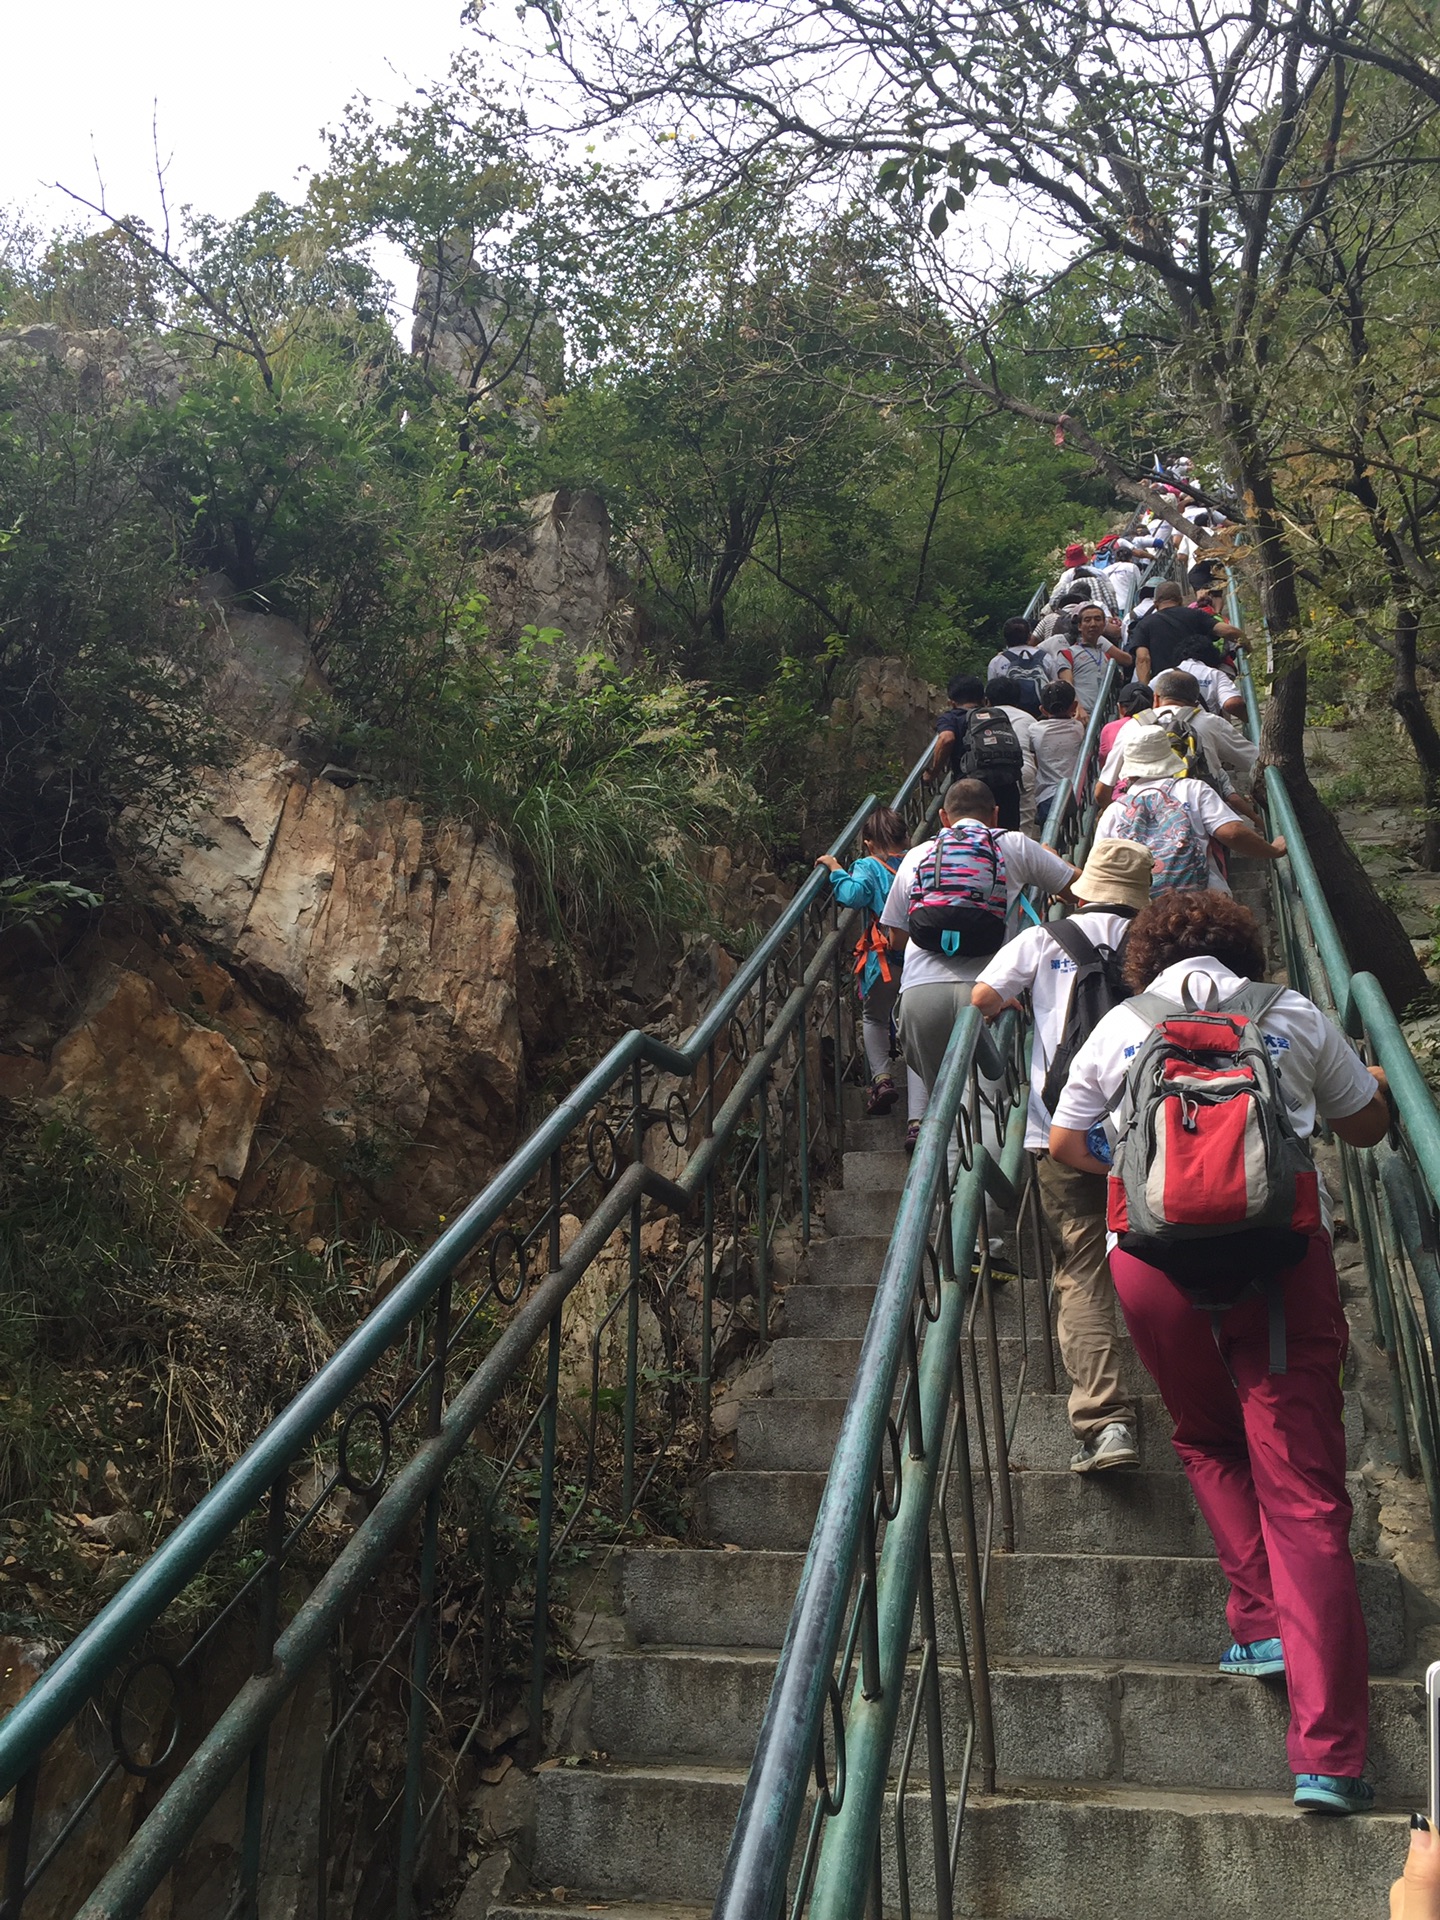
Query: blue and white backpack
[{"left": 1112, "top": 780, "right": 1210, "bottom": 893}]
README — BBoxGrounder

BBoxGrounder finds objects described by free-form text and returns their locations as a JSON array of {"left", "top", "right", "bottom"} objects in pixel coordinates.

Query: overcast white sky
[{"left": 1, "top": 0, "right": 482, "bottom": 325}]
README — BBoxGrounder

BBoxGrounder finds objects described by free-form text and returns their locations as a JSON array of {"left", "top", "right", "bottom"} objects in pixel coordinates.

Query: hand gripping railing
[
  {"left": 1232, "top": 644, "right": 1440, "bottom": 1538},
  {"left": 0, "top": 741, "right": 943, "bottom": 1920}
]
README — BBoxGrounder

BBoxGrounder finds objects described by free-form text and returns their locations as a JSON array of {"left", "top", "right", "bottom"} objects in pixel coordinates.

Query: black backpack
[
  {"left": 1039, "top": 917, "right": 1135, "bottom": 1115},
  {"left": 1002, "top": 646, "right": 1049, "bottom": 689},
  {"left": 958, "top": 707, "right": 1025, "bottom": 788}
]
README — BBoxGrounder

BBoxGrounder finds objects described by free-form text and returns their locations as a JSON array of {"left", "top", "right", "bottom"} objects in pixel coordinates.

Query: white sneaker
[{"left": 1070, "top": 1421, "right": 1140, "bottom": 1474}]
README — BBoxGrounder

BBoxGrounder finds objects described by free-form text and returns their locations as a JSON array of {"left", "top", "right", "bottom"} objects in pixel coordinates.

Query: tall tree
[{"left": 524, "top": 0, "right": 1435, "bottom": 1003}]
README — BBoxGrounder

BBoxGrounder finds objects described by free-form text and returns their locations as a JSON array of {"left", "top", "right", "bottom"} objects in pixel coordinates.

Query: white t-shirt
[
  {"left": 881, "top": 829, "right": 1076, "bottom": 992},
  {"left": 1098, "top": 708, "right": 1255, "bottom": 795},
  {"left": 1183, "top": 657, "right": 1242, "bottom": 716},
  {"left": 977, "top": 910, "right": 1134, "bottom": 1149},
  {"left": 1050, "top": 957, "right": 1377, "bottom": 1228},
  {"left": 1094, "top": 776, "right": 1241, "bottom": 892},
  {"left": 1102, "top": 560, "right": 1142, "bottom": 612},
  {"left": 1061, "top": 642, "right": 1114, "bottom": 715},
  {"left": 1031, "top": 716, "right": 1085, "bottom": 801}
]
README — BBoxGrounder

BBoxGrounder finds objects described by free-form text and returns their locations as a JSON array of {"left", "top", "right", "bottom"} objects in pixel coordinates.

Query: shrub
[
  {"left": 0, "top": 348, "right": 227, "bottom": 887},
  {"left": 376, "top": 623, "right": 754, "bottom": 957}
]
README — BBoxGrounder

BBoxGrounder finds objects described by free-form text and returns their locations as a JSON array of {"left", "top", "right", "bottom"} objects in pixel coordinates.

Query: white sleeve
[
  {"left": 1004, "top": 834, "right": 1076, "bottom": 893},
  {"left": 1302, "top": 1003, "right": 1381, "bottom": 1120},
  {"left": 1094, "top": 801, "right": 1122, "bottom": 840},
  {"left": 976, "top": 926, "right": 1047, "bottom": 1000},
  {"left": 1099, "top": 732, "right": 1127, "bottom": 787},
  {"left": 1185, "top": 781, "right": 1242, "bottom": 835},
  {"left": 1198, "top": 714, "right": 1250, "bottom": 775},
  {"left": 1049, "top": 1017, "right": 1125, "bottom": 1130}
]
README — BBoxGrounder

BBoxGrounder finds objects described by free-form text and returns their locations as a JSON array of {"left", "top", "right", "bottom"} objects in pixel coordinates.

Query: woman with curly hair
[{"left": 1047, "top": 889, "right": 1392, "bottom": 1817}]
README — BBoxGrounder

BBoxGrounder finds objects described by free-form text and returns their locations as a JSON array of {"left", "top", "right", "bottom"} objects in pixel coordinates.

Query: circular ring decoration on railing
[
  {"left": 665, "top": 1090, "right": 691, "bottom": 1148},
  {"left": 814, "top": 1672, "right": 848, "bottom": 1816},
  {"left": 876, "top": 1414, "right": 904, "bottom": 1522},
  {"left": 771, "top": 950, "right": 794, "bottom": 1003},
  {"left": 727, "top": 1014, "right": 750, "bottom": 1067},
  {"left": 1000, "top": 1031, "right": 1024, "bottom": 1107},
  {"left": 337, "top": 1399, "right": 393, "bottom": 1496},
  {"left": 586, "top": 1116, "right": 618, "bottom": 1188},
  {"left": 919, "top": 1241, "right": 943, "bottom": 1324},
  {"left": 110, "top": 1654, "right": 183, "bottom": 1778},
  {"left": 953, "top": 1102, "right": 974, "bottom": 1174},
  {"left": 488, "top": 1227, "right": 529, "bottom": 1305}
]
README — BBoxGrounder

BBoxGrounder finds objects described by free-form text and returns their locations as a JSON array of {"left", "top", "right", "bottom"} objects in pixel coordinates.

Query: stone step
[
  {"left": 770, "top": 1336, "right": 865, "bottom": 1399},
  {"left": 701, "top": 1465, "right": 1374, "bottom": 1559},
  {"left": 770, "top": 1331, "right": 1153, "bottom": 1402},
  {"left": 822, "top": 1186, "right": 903, "bottom": 1236},
  {"left": 735, "top": 1395, "right": 848, "bottom": 1468},
  {"left": 589, "top": 1645, "right": 1425, "bottom": 1796},
  {"left": 491, "top": 1908, "right": 706, "bottom": 1919},
  {"left": 782, "top": 1281, "right": 878, "bottom": 1338},
  {"left": 737, "top": 1388, "right": 1194, "bottom": 1473},
  {"left": 844, "top": 1114, "right": 912, "bottom": 1152},
  {"left": 621, "top": 1548, "right": 1407, "bottom": 1669},
  {"left": 532, "top": 1763, "right": 1407, "bottom": 1915},
  {"left": 841, "top": 1148, "right": 912, "bottom": 1192},
  {"left": 806, "top": 1233, "right": 893, "bottom": 1287},
  {"left": 784, "top": 1270, "right": 1039, "bottom": 1340}
]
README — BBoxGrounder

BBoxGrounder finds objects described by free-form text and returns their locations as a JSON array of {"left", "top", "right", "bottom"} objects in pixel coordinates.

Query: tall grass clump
[{"left": 391, "top": 622, "right": 755, "bottom": 960}]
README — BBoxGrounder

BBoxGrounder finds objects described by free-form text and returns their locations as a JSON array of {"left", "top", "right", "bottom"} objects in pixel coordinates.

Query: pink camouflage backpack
[{"left": 906, "top": 822, "right": 1009, "bottom": 956}]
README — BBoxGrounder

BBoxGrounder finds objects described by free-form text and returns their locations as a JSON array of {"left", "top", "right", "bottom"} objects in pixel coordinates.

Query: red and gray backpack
[
  {"left": 1106, "top": 980, "right": 1321, "bottom": 1370},
  {"left": 907, "top": 823, "right": 1009, "bottom": 956}
]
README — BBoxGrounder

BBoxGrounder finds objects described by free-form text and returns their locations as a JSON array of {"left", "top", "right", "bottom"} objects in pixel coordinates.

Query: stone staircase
[{"left": 493, "top": 868, "right": 1422, "bottom": 1920}]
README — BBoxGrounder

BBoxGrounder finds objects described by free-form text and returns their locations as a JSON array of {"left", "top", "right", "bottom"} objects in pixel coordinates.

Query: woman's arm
[
  {"left": 1212, "top": 821, "right": 1285, "bottom": 861},
  {"left": 1049, "top": 1125, "right": 1111, "bottom": 1177},
  {"left": 1329, "top": 1067, "right": 1392, "bottom": 1148}
]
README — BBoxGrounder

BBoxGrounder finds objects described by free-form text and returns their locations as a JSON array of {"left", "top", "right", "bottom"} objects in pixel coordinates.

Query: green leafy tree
[{"left": 0, "top": 347, "right": 225, "bottom": 886}]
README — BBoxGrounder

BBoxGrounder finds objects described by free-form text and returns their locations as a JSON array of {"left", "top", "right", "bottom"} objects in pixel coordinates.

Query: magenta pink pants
[{"left": 1110, "top": 1234, "right": 1368, "bottom": 1778}]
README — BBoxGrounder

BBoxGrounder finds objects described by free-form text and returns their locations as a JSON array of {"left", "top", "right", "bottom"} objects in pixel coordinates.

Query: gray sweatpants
[{"left": 896, "top": 981, "right": 976, "bottom": 1091}]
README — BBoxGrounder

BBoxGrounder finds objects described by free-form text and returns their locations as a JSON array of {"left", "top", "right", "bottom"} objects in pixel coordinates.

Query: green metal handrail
[
  {"left": 1232, "top": 608, "right": 1440, "bottom": 1527},
  {"left": 715, "top": 559, "right": 1440, "bottom": 1918},
  {"left": 713, "top": 606, "right": 1136, "bottom": 1920},
  {"left": 0, "top": 729, "right": 946, "bottom": 1920}
]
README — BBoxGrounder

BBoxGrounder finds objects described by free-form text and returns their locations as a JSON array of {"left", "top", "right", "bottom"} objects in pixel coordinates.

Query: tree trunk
[
  {"left": 1250, "top": 485, "right": 1427, "bottom": 1012},
  {"left": 1390, "top": 604, "right": 1440, "bottom": 871}
]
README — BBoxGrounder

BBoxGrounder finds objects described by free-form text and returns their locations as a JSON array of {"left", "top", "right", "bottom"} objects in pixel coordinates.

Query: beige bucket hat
[{"left": 1073, "top": 837, "right": 1155, "bottom": 912}]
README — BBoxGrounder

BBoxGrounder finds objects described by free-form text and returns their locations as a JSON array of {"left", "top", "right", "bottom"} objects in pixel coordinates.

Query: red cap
[{"left": 1064, "top": 543, "right": 1087, "bottom": 566}]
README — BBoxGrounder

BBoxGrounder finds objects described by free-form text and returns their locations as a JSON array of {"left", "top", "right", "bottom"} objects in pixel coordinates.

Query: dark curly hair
[{"left": 1122, "top": 889, "right": 1266, "bottom": 991}]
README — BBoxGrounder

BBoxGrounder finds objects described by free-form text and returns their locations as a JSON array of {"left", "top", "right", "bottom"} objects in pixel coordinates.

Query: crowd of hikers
[{"left": 816, "top": 503, "right": 1398, "bottom": 1827}]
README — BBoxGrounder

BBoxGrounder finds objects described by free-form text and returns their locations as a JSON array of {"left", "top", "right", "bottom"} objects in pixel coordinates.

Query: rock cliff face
[
  {"left": 153, "top": 747, "right": 525, "bottom": 1232},
  {"left": 0, "top": 752, "right": 524, "bottom": 1236},
  {"left": 0, "top": 583, "right": 528, "bottom": 1235},
  {"left": 0, "top": 323, "right": 183, "bottom": 405}
]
